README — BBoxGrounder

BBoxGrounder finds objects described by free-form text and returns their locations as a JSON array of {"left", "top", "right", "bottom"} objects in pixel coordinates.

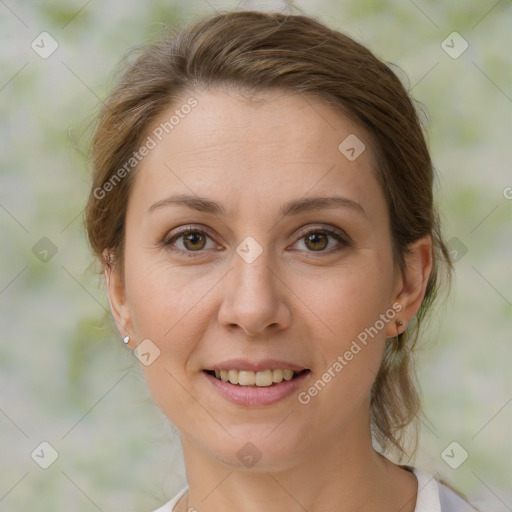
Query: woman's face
[{"left": 109, "top": 89, "right": 418, "bottom": 470}]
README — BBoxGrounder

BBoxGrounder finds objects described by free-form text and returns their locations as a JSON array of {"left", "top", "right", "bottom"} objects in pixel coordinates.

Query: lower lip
[{"left": 203, "top": 371, "right": 310, "bottom": 406}]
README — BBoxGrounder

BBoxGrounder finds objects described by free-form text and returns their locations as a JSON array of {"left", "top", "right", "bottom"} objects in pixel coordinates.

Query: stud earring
[{"left": 123, "top": 336, "right": 130, "bottom": 344}]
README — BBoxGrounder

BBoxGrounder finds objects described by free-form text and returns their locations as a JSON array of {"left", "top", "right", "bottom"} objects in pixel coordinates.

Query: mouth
[{"left": 203, "top": 368, "right": 311, "bottom": 387}]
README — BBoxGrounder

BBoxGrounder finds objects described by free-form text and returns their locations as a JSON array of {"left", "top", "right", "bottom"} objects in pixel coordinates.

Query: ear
[
  {"left": 386, "top": 234, "right": 433, "bottom": 337},
  {"left": 103, "top": 250, "right": 135, "bottom": 348}
]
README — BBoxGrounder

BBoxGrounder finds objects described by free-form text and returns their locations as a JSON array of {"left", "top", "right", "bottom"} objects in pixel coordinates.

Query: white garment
[{"left": 152, "top": 466, "right": 478, "bottom": 512}]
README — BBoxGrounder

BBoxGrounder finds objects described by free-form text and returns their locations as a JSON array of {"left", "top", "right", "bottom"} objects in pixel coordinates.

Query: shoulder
[
  {"left": 151, "top": 486, "right": 188, "bottom": 512},
  {"left": 410, "top": 466, "right": 480, "bottom": 512}
]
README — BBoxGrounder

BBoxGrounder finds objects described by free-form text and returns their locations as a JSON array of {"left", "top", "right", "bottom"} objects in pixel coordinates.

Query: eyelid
[
  {"left": 164, "top": 224, "right": 214, "bottom": 242},
  {"left": 294, "top": 224, "right": 352, "bottom": 244}
]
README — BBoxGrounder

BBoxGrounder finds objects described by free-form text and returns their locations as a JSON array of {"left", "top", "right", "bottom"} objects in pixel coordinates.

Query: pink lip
[
  {"left": 206, "top": 359, "right": 308, "bottom": 372},
  {"left": 203, "top": 369, "right": 311, "bottom": 407}
]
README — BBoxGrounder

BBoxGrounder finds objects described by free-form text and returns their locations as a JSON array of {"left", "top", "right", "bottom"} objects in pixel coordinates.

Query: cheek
[
  {"left": 124, "top": 250, "right": 216, "bottom": 340},
  {"left": 296, "top": 251, "right": 394, "bottom": 403},
  {"left": 304, "top": 250, "right": 394, "bottom": 345},
  {"left": 295, "top": 294, "right": 389, "bottom": 441},
  {"left": 123, "top": 249, "right": 228, "bottom": 391},
  {"left": 123, "top": 257, "right": 217, "bottom": 427}
]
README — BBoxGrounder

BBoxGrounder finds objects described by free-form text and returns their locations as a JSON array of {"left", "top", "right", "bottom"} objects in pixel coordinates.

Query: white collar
[{"left": 411, "top": 466, "right": 442, "bottom": 511}]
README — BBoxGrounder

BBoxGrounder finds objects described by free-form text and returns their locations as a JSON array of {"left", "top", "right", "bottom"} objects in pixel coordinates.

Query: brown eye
[
  {"left": 182, "top": 231, "right": 207, "bottom": 251},
  {"left": 164, "top": 228, "right": 217, "bottom": 254},
  {"left": 292, "top": 227, "right": 351, "bottom": 254},
  {"left": 304, "top": 232, "right": 329, "bottom": 251}
]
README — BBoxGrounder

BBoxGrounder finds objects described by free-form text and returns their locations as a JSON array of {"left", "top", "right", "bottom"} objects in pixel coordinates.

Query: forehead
[{"left": 129, "top": 88, "right": 383, "bottom": 217}]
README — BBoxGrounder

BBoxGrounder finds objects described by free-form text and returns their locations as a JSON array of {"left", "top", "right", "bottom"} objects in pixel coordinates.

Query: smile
[
  {"left": 203, "top": 367, "right": 311, "bottom": 406},
  {"left": 205, "top": 368, "right": 309, "bottom": 387}
]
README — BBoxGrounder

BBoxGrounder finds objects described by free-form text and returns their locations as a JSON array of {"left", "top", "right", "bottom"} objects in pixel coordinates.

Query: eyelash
[{"left": 162, "top": 225, "right": 352, "bottom": 257}]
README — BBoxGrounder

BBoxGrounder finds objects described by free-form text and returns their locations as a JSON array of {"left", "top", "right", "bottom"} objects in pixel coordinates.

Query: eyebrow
[{"left": 148, "top": 193, "right": 366, "bottom": 218}]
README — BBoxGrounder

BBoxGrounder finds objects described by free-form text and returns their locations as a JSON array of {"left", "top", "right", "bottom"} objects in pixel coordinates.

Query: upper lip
[{"left": 205, "top": 359, "right": 309, "bottom": 372}]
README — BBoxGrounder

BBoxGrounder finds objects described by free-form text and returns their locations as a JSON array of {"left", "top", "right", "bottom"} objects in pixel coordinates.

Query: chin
[{"left": 206, "top": 426, "right": 308, "bottom": 472}]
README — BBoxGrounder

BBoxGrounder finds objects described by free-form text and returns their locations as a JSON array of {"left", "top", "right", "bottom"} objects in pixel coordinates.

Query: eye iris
[
  {"left": 306, "top": 232, "right": 328, "bottom": 251},
  {"left": 184, "top": 232, "right": 206, "bottom": 250}
]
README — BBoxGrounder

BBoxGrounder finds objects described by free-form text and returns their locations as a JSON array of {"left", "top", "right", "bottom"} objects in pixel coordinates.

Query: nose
[{"left": 218, "top": 249, "right": 292, "bottom": 336}]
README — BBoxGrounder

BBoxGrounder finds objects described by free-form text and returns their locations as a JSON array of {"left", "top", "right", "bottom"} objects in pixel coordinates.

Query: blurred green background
[{"left": 0, "top": 0, "right": 510, "bottom": 510}]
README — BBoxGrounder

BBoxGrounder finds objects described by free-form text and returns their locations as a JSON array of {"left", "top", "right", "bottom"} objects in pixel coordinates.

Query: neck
[{"left": 177, "top": 408, "right": 417, "bottom": 512}]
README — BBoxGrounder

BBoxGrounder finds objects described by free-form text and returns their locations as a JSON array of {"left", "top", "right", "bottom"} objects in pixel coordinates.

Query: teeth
[
  {"left": 255, "top": 369, "right": 272, "bottom": 387},
  {"left": 211, "top": 369, "right": 300, "bottom": 386},
  {"left": 238, "top": 370, "right": 255, "bottom": 386},
  {"left": 228, "top": 369, "right": 239, "bottom": 384},
  {"left": 283, "top": 369, "right": 294, "bottom": 381},
  {"left": 272, "top": 369, "right": 283, "bottom": 382}
]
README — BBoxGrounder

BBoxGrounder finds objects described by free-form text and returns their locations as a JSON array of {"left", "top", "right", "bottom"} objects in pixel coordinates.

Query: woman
[{"left": 85, "top": 10, "right": 479, "bottom": 512}]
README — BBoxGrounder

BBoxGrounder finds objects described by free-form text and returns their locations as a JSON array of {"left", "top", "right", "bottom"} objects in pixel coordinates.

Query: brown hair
[{"left": 85, "top": 10, "right": 453, "bottom": 458}]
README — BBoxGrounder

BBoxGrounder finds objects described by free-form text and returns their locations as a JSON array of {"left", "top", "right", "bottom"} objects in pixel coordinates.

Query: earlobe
[
  {"left": 103, "top": 250, "right": 133, "bottom": 345},
  {"left": 386, "top": 234, "right": 433, "bottom": 337}
]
